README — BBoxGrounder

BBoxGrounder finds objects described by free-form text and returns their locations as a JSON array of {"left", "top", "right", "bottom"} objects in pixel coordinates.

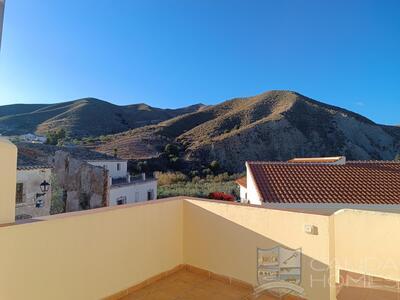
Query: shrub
[
  {"left": 164, "top": 144, "right": 179, "bottom": 156},
  {"left": 209, "top": 160, "right": 220, "bottom": 173},
  {"left": 208, "top": 192, "right": 235, "bottom": 201},
  {"left": 156, "top": 172, "right": 188, "bottom": 186},
  {"left": 202, "top": 168, "right": 212, "bottom": 176},
  {"left": 46, "top": 128, "right": 66, "bottom": 145},
  {"left": 137, "top": 161, "right": 149, "bottom": 173}
]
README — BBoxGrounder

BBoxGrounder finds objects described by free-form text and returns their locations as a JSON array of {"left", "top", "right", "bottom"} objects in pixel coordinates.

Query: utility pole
[{"left": 0, "top": 0, "right": 4, "bottom": 50}]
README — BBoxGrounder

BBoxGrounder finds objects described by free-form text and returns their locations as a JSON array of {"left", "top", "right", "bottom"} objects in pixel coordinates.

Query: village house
[
  {"left": 86, "top": 159, "right": 157, "bottom": 205},
  {"left": 53, "top": 151, "right": 157, "bottom": 212},
  {"left": 236, "top": 156, "right": 400, "bottom": 212},
  {"left": 19, "top": 133, "right": 47, "bottom": 144},
  {"left": 15, "top": 165, "right": 52, "bottom": 220}
]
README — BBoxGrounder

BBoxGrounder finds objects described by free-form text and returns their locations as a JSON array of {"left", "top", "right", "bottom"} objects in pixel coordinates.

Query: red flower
[{"left": 208, "top": 192, "right": 235, "bottom": 201}]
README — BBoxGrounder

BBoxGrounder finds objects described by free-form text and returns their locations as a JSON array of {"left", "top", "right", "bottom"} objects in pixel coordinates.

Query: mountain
[
  {"left": 0, "top": 98, "right": 204, "bottom": 137},
  {"left": 94, "top": 90, "right": 400, "bottom": 172}
]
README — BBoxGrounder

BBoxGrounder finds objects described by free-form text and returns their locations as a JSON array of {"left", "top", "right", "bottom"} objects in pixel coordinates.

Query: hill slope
[
  {"left": 95, "top": 90, "right": 400, "bottom": 172},
  {"left": 0, "top": 98, "right": 204, "bottom": 137}
]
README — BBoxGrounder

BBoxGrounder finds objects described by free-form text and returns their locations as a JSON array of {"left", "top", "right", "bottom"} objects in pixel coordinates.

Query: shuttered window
[{"left": 16, "top": 183, "right": 23, "bottom": 204}]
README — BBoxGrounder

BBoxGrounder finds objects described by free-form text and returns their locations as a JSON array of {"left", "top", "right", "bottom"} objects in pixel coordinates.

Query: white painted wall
[
  {"left": 16, "top": 168, "right": 52, "bottom": 219},
  {"left": 87, "top": 160, "right": 127, "bottom": 179},
  {"left": 239, "top": 186, "right": 248, "bottom": 203},
  {"left": 109, "top": 179, "right": 157, "bottom": 206},
  {"left": 245, "top": 163, "right": 262, "bottom": 205}
]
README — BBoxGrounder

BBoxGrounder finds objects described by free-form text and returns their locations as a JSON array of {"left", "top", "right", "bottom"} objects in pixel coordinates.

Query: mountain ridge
[
  {"left": 94, "top": 90, "right": 400, "bottom": 172},
  {"left": 0, "top": 98, "right": 205, "bottom": 137}
]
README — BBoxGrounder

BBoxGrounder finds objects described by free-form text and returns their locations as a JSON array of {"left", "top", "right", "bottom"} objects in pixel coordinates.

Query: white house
[
  {"left": 237, "top": 156, "right": 400, "bottom": 212},
  {"left": 19, "top": 133, "right": 47, "bottom": 144},
  {"left": 15, "top": 166, "right": 52, "bottom": 220},
  {"left": 86, "top": 159, "right": 157, "bottom": 206}
]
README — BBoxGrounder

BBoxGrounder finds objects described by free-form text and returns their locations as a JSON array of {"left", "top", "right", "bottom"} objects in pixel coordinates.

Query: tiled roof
[
  {"left": 287, "top": 156, "right": 344, "bottom": 164},
  {"left": 235, "top": 176, "right": 247, "bottom": 188},
  {"left": 17, "top": 165, "right": 52, "bottom": 170},
  {"left": 247, "top": 161, "right": 400, "bottom": 205}
]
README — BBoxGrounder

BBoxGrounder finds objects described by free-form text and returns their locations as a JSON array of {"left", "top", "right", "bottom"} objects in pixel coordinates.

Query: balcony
[
  {"left": 111, "top": 174, "right": 156, "bottom": 187},
  {"left": 0, "top": 194, "right": 399, "bottom": 300}
]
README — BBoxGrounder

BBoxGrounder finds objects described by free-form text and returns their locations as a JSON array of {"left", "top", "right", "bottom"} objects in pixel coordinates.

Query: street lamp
[{"left": 40, "top": 180, "right": 50, "bottom": 193}]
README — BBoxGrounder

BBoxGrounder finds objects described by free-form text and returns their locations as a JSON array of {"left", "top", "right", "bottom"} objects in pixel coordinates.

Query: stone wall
[{"left": 54, "top": 151, "right": 108, "bottom": 212}]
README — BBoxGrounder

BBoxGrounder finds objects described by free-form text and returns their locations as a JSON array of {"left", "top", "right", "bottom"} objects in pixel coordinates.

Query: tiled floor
[{"left": 120, "top": 269, "right": 291, "bottom": 300}]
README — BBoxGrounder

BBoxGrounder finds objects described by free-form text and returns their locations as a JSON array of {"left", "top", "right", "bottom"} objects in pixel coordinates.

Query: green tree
[
  {"left": 164, "top": 144, "right": 179, "bottom": 156},
  {"left": 46, "top": 128, "right": 66, "bottom": 145},
  {"left": 49, "top": 174, "right": 65, "bottom": 215},
  {"left": 137, "top": 161, "right": 148, "bottom": 173},
  {"left": 209, "top": 160, "right": 220, "bottom": 174}
]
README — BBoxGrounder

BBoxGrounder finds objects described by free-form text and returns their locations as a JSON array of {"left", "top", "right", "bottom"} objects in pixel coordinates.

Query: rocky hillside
[
  {"left": 0, "top": 98, "right": 204, "bottom": 137},
  {"left": 95, "top": 90, "right": 400, "bottom": 172},
  {"left": 16, "top": 142, "right": 116, "bottom": 167}
]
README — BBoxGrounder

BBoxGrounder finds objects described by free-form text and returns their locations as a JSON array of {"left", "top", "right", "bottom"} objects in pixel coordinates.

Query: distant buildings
[
  {"left": 87, "top": 159, "right": 157, "bottom": 205},
  {"left": 53, "top": 151, "right": 157, "bottom": 212},
  {"left": 19, "top": 133, "right": 47, "bottom": 144},
  {"left": 237, "top": 156, "right": 400, "bottom": 212},
  {"left": 15, "top": 165, "right": 52, "bottom": 220}
]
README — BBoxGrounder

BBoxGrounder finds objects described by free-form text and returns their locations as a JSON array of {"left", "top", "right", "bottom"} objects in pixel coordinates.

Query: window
[
  {"left": 116, "top": 196, "right": 127, "bottom": 205},
  {"left": 147, "top": 189, "right": 154, "bottom": 201},
  {"left": 16, "top": 183, "right": 23, "bottom": 204},
  {"left": 117, "top": 163, "right": 121, "bottom": 171},
  {"left": 79, "top": 193, "right": 90, "bottom": 210},
  {"left": 135, "top": 192, "right": 140, "bottom": 202}
]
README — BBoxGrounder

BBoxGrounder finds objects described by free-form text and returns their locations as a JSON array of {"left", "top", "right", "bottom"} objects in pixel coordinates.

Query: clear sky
[{"left": 0, "top": 0, "right": 399, "bottom": 125}]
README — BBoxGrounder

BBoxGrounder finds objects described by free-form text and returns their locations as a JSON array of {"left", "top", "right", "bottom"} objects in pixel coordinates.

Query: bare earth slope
[
  {"left": 95, "top": 90, "right": 400, "bottom": 172},
  {"left": 0, "top": 98, "right": 204, "bottom": 137}
]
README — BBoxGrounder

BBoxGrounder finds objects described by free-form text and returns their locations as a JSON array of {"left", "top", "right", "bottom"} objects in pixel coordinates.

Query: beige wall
[
  {"left": 183, "top": 199, "right": 333, "bottom": 299},
  {"left": 0, "top": 138, "right": 16, "bottom": 223},
  {"left": 1, "top": 194, "right": 400, "bottom": 300},
  {"left": 0, "top": 199, "right": 183, "bottom": 300},
  {"left": 334, "top": 209, "right": 400, "bottom": 283}
]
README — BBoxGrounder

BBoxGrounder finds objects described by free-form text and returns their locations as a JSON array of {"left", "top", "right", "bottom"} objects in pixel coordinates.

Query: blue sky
[{"left": 0, "top": 0, "right": 399, "bottom": 124}]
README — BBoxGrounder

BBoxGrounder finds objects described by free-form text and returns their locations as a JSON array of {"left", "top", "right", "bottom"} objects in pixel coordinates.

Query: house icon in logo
[{"left": 255, "top": 246, "right": 305, "bottom": 298}]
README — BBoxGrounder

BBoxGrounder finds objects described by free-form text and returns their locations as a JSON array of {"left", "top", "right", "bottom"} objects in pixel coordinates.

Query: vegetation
[
  {"left": 45, "top": 128, "right": 66, "bottom": 145},
  {"left": 208, "top": 192, "right": 235, "bottom": 201},
  {"left": 157, "top": 171, "right": 242, "bottom": 199},
  {"left": 49, "top": 174, "right": 65, "bottom": 215},
  {"left": 155, "top": 171, "right": 188, "bottom": 185}
]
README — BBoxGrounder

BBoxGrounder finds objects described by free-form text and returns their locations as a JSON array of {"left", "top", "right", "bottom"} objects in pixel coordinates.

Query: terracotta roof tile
[
  {"left": 287, "top": 156, "right": 344, "bottom": 163},
  {"left": 235, "top": 176, "right": 247, "bottom": 188},
  {"left": 247, "top": 161, "right": 400, "bottom": 205}
]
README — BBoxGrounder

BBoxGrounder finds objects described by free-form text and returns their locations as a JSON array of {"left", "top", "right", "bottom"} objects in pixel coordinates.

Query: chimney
[{"left": 141, "top": 173, "right": 146, "bottom": 181}]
